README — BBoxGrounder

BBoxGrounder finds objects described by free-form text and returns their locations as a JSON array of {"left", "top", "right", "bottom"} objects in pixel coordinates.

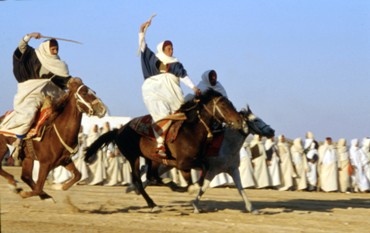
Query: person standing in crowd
[
  {"left": 360, "top": 137, "right": 370, "bottom": 182},
  {"left": 265, "top": 137, "right": 281, "bottom": 189},
  {"left": 138, "top": 19, "right": 201, "bottom": 157},
  {"left": 336, "top": 138, "right": 351, "bottom": 193},
  {"left": 349, "top": 139, "right": 370, "bottom": 192},
  {"left": 305, "top": 139, "right": 319, "bottom": 191},
  {"left": 250, "top": 135, "right": 270, "bottom": 189},
  {"left": 239, "top": 140, "right": 255, "bottom": 189},
  {"left": 0, "top": 32, "right": 70, "bottom": 159},
  {"left": 291, "top": 138, "right": 308, "bottom": 191},
  {"left": 86, "top": 124, "right": 106, "bottom": 185},
  {"left": 73, "top": 125, "right": 89, "bottom": 184},
  {"left": 277, "top": 135, "right": 296, "bottom": 191},
  {"left": 318, "top": 137, "right": 339, "bottom": 192}
]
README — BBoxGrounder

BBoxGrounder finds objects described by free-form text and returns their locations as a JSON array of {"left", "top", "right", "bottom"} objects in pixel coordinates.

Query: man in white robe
[
  {"left": 337, "top": 138, "right": 351, "bottom": 193},
  {"left": 305, "top": 140, "right": 319, "bottom": 191},
  {"left": 0, "top": 32, "right": 70, "bottom": 158},
  {"left": 291, "top": 138, "right": 308, "bottom": 191},
  {"left": 265, "top": 137, "right": 281, "bottom": 188},
  {"left": 239, "top": 140, "right": 255, "bottom": 188},
  {"left": 349, "top": 139, "right": 370, "bottom": 192},
  {"left": 139, "top": 20, "right": 200, "bottom": 157},
  {"left": 86, "top": 124, "right": 106, "bottom": 185},
  {"left": 360, "top": 137, "right": 370, "bottom": 182},
  {"left": 318, "top": 137, "right": 338, "bottom": 192},
  {"left": 277, "top": 135, "right": 296, "bottom": 191},
  {"left": 250, "top": 135, "right": 270, "bottom": 188}
]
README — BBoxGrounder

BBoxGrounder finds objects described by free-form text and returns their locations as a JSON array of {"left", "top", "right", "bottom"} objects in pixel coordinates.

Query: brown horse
[
  {"left": 85, "top": 89, "right": 243, "bottom": 211},
  {"left": 0, "top": 77, "right": 106, "bottom": 200}
]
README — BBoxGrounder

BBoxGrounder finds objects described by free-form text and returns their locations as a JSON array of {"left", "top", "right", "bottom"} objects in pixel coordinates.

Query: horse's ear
[{"left": 246, "top": 105, "right": 253, "bottom": 114}]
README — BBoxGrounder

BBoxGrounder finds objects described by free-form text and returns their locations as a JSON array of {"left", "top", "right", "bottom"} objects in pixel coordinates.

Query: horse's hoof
[
  {"left": 251, "top": 209, "right": 260, "bottom": 215},
  {"left": 125, "top": 185, "right": 139, "bottom": 195},
  {"left": 151, "top": 206, "right": 161, "bottom": 213},
  {"left": 19, "top": 191, "right": 31, "bottom": 199},
  {"left": 187, "top": 184, "right": 200, "bottom": 195},
  {"left": 191, "top": 201, "right": 201, "bottom": 214}
]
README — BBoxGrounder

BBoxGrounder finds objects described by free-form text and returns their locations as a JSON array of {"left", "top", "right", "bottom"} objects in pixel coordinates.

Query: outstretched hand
[{"left": 28, "top": 32, "right": 42, "bottom": 39}]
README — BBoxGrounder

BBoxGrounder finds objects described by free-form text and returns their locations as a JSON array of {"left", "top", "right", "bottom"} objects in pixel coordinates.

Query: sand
[{"left": 1, "top": 166, "right": 369, "bottom": 233}]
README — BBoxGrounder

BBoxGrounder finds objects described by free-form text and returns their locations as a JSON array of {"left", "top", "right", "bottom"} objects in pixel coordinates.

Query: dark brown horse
[
  {"left": 85, "top": 89, "right": 243, "bottom": 211},
  {"left": 0, "top": 77, "right": 106, "bottom": 200}
]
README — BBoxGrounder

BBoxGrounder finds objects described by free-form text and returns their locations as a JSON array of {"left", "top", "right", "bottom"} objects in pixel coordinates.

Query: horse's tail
[{"left": 84, "top": 128, "right": 119, "bottom": 163}]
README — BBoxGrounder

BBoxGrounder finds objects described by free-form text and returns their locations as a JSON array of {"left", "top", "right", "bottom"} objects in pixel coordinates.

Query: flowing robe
[
  {"left": 318, "top": 144, "right": 339, "bottom": 192},
  {"left": 277, "top": 141, "right": 295, "bottom": 191}
]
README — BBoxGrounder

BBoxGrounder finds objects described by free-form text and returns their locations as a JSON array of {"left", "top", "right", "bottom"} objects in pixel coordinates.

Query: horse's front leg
[
  {"left": 60, "top": 162, "right": 81, "bottom": 190},
  {"left": 192, "top": 171, "right": 214, "bottom": 214},
  {"left": 230, "top": 168, "right": 258, "bottom": 214},
  {"left": 20, "top": 160, "right": 53, "bottom": 201}
]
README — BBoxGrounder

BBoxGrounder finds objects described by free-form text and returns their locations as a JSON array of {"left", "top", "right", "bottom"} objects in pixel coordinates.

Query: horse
[
  {"left": 0, "top": 77, "right": 106, "bottom": 200},
  {"left": 84, "top": 89, "right": 243, "bottom": 211},
  {"left": 140, "top": 106, "right": 275, "bottom": 214},
  {"left": 191, "top": 106, "right": 275, "bottom": 214}
]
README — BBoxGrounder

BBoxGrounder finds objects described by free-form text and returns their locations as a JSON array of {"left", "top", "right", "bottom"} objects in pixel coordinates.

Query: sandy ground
[{"left": 1, "top": 166, "right": 369, "bottom": 233}]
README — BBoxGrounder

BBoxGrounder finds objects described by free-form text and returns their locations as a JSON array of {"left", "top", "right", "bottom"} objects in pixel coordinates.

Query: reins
[
  {"left": 53, "top": 123, "right": 79, "bottom": 154},
  {"left": 197, "top": 96, "right": 225, "bottom": 140}
]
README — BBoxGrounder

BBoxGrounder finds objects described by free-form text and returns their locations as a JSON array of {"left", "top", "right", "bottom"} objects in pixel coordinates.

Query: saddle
[
  {"left": 0, "top": 98, "right": 52, "bottom": 141},
  {"left": 129, "top": 113, "right": 225, "bottom": 158},
  {"left": 129, "top": 112, "right": 186, "bottom": 143}
]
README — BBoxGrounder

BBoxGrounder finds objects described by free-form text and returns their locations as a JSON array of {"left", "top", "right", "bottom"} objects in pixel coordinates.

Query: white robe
[
  {"left": 142, "top": 73, "right": 184, "bottom": 122},
  {"left": 277, "top": 142, "right": 295, "bottom": 191},
  {"left": 86, "top": 129, "right": 106, "bottom": 185},
  {"left": 239, "top": 146, "right": 255, "bottom": 188},
  {"left": 318, "top": 144, "right": 339, "bottom": 192},
  {"left": 250, "top": 138, "right": 270, "bottom": 189},
  {"left": 265, "top": 140, "right": 281, "bottom": 187},
  {"left": 104, "top": 143, "right": 122, "bottom": 186},
  {"left": 349, "top": 140, "right": 370, "bottom": 192},
  {"left": 337, "top": 141, "right": 351, "bottom": 193},
  {"left": 291, "top": 139, "right": 308, "bottom": 191},
  {"left": 0, "top": 79, "right": 64, "bottom": 136}
]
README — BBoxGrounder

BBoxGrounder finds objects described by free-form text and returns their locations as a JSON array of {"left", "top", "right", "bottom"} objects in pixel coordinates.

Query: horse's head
[
  {"left": 68, "top": 77, "right": 107, "bottom": 117},
  {"left": 240, "top": 105, "right": 275, "bottom": 138},
  {"left": 197, "top": 89, "right": 242, "bottom": 129}
]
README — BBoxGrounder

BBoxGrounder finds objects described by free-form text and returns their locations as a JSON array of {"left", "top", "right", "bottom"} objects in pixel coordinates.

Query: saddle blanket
[
  {"left": 129, "top": 113, "right": 186, "bottom": 143},
  {"left": 0, "top": 106, "right": 52, "bottom": 140}
]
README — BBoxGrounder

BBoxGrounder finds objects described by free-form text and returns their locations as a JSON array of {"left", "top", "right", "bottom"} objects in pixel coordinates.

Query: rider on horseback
[
  {"left": 139, "top": 19, "right": 201, "bottom": 158},
  {"left": 0, "top": 32, "right": 71, "bottom": 159}
]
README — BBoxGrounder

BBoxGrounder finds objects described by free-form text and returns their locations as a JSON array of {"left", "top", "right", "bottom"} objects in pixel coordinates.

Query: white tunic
[{"left": 318, "top": 143, "right": 339, "bottom": 192}]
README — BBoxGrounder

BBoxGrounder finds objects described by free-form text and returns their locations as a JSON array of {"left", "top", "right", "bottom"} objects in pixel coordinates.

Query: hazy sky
[{"left": 1, "top": 0, "right": 369, "bottom": 142}]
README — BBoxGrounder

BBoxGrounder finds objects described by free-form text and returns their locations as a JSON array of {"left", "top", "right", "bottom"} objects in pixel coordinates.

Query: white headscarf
[
  {"left": 197, "top": 70, "right": 228, "bottom": 97},
  {"left": 35, "top": 40, "right": 69, "bottom": 77},
  {"left": 155, "top": 41, "right": 178, "bottom": 65}
]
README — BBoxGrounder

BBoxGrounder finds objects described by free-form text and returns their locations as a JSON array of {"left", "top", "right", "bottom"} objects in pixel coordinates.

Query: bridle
[
  {"left": 197, "top": 96, "right": 231, "bottom": 139},
  {"left": 75, "top": 85, "right": 100, "bottom": 116}
]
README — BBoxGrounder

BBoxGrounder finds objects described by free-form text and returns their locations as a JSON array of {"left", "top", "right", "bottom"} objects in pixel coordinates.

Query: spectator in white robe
[
  {"left": 73, "top": 126, "right": 89, "bottom": 184},
  {"left": 117, "top": 145, "right": 132, "bottom": 186},
  {"left": 318, "top": 137, "right": 339, "bottom": 192},
  {"left": 100, "top": 123, "right": 122, "bottom": 186},
  {"left": 86, "top": 124, "right": 106, "bottom": 185},
  {"left": 360, "top": 137, "right": 370, "bottom": 182},
  {"left": 250, "top": 135, "right": 270, "bottom": 188},
  {"left": 305, "top": 139, "right": 319, "bottom": 191},
  {"left": 290, "top": 138, "right": 308, "bottom": 191},
  {"left": 336, "top": 138, "right": 351, "bottom": 193},
  {"left": 239, "top": 140, "right": 255, "bottom": 188},
  {"left": 349, "top": 139, "right": 370, "bottom": 192},
  {"left": 277, "top": 135, "right": 296, "bottom": 191},
  {"left": 52, "top": 165, "right": 72, "bottom": 184},
  {"left": 265, "top": 137, "right": 281, "bottom": 188},
  {"left": 104, "top": 141, "right": 123, "bottom": 186}
]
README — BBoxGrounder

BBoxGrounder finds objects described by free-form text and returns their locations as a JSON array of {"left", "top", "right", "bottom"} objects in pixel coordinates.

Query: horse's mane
[{"left": 44, "top": 92, "right": 70, "bottom": 125}]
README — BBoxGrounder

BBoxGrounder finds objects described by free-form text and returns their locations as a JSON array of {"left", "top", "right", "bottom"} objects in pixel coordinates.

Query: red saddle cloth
[
  {"left": 129, "top": 113, "right": 186, "bottom": 143},
  {"left": 205, "top": 132, "right": 225, "bottom": 157},
  {"left": 0, "top": 106, "right": 52, "bottom": 139}
]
